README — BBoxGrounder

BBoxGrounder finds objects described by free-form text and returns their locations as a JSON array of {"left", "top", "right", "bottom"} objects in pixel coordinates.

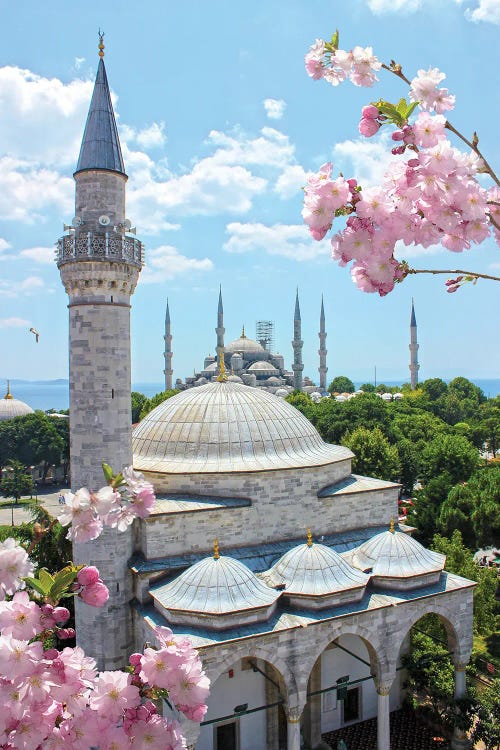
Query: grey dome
[
  {"left": 152, "top": 555, "right": 279, "bottom": 616},
  {"left": 248, "top": 361, "right": 278, "bottom": 375},
  {"left": 265, "top": 542, "right": 368, "bottom": 597},
  {"left": 132, "top": 381, "right": 352, "bottom": 474},
  {"left": 350, "top": 530, "right": 445, "bottom": 584},
  {"left": 226, "top": 335, "right": 265, "bottom": 355},
  {"left": 0, "top": 387, "right": 34, "bottom": 422}
]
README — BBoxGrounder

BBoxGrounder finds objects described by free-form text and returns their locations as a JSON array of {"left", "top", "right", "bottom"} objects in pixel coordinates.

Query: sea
[{"left": 4, "top": 378, "right": 500, "bottom": 412}]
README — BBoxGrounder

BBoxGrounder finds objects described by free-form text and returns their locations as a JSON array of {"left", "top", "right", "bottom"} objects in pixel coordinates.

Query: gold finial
[
  {"left": 5, "top": 380, "right": 12, "bottom": 400},
  {"left": 241, "top": 325, "right": 246, "bottom": 339},
  {"left": 213, "top": 539, "right": 220, "bottom": 559},
  {"left": 98, "top": 30, "right": 105, "bottom": 58},
  {"left": 307, "top": 528, "right": 313, "bottom": 547},
  {"left": 217, "top": 347, "right": 228, "bottom": 382},
  {"left": 389, "top": 517, "right": 395, "bottom": 534}
]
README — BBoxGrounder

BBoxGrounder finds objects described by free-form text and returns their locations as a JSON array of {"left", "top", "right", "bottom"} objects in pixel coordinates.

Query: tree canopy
[{"left": 328, "top": 375, "right": 355, "bottom": 394}]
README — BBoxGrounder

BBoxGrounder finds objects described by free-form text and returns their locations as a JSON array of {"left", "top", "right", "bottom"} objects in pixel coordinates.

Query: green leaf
[
  {"left": 112, "top": 472, "right": 124, "bottom": 489},
  {"left": 404, "top": 101, "right": 419, "bottom": 119},
  {"left": 23, "top": 576, "right": 48, "bottom": 596},
  {"left": 49, "top": 568, "right": 78, "bottom": 602},
  {"left": 102, "top": 463, "right": 114, "bottom": 483},
  {"left": 331, "top": 30, "right": 339, "bottom": 50},
  {"left": 38, "top": 568, "right": 55, "bottom": 593}
]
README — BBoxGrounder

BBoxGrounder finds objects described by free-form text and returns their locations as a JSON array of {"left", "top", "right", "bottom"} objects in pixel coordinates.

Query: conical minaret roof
[
  {"left": 75, "top": 53, "right": 126, "bottom": 176},
  {"left": 410, "top": 299, "right": 417, "bottom": 327},
  {"left": 294, "top": 288, "right": 301, "bottom": 321}
]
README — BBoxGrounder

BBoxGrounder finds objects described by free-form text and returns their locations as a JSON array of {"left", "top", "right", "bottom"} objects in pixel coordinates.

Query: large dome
[
  {"left": 0, "top": 385, "right": 34, "bottom": 422},
  {"left": 225, "top": 329, "right": 265, "bottom": 355},
  {"left": 133, "top": 381, "right": 352, "bottom": 474}
]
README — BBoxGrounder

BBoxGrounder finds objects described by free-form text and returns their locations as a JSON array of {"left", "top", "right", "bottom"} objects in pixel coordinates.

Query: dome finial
[
  {"left": 217, "top": 347, "right": 228, "bottom": 382},
  {"left": 213, "top": 539, "right": 220, "bottom": 559},
  {"left": 389, "top": 517, "right": 395, "bottom": 534},
  {"left": 307, "top": 528, "right": 313, "bottom": 547},
  {"left": 98, "top": 29, "right": 105, "bottom": 58},
  {"left": 5, "top": 380, "right": 13, "bottom": 400}
]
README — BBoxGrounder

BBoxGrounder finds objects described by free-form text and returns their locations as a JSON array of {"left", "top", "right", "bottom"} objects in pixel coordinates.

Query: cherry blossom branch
[
  {"left": 403, "top": 268, "right": 500, "bottom": 282},
  {"left": 381, "top": 61, "right": 499, "bottom": 187}
]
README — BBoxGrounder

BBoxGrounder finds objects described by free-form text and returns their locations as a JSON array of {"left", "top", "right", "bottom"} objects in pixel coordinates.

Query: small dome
[
  {"left": 350, "top": 529, "right": 445, "bottom": 589},
  {"left": 195, "top": 377, "right": 208, "bottom": 386},
  {"left": 226, "top": 326, "right": 265, "bottom": 355},
  {"left": 275, "top": 388, "right": 289, "bottom": 398},
  {"left": 381, "top": 393, "right": 392, "bottom": 401},
  {"left": 248, "top": 361, "right": 278, "bottom": 375},
  {"left": 0, "top": 384, "right": 34, "bottom": 422},
  {"left": 152, "top": 553, "right": 279, "bottom": 629},
  {"left": 264, "top": 541, "right": 368, "bottom": 600},
  {"left": 203, "top": 362, "right": 218, "bottom": 372},
  {"left": 266, "top": 376, "right": 282, "bottom": 385},
  {"left": 228, "top": 374, "right": 243, "bottom": 383}
]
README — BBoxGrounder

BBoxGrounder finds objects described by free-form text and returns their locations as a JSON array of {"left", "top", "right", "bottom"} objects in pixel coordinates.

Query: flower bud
[{"left": 77, "top": 566, "right": 100, "bottom": 586}]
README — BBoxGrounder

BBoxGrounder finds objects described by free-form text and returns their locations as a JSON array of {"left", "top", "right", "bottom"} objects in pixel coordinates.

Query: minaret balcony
[{"left": 56, "top": 231, "right": 144, "bottom": 268}]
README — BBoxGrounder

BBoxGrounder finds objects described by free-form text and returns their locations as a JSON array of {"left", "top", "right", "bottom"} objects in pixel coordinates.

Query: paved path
[{"left": 0, "top": 484, "right": 69, "bottom": 527}]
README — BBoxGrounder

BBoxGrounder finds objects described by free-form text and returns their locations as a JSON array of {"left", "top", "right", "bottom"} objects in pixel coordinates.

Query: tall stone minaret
[
  {"left": 318, "top": 295, "right": 328, "bottom": 392},
  {"left": 216, "top": 285, "right": 225, "bottom": 369},
  {"left": 164, "top": 299, "right": 173, "bottom": 390},
  {"left": 56, "top": 35, "right": 143, "bottom": 670},
  {"left": 409, "top": 298, "right": 420, "bottom": 389},
  {"left": 292, "top": 288, "right": 304, "bottom": 391}
]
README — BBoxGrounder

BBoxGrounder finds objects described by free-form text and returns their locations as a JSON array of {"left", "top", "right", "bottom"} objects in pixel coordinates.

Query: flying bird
[{"left": 29, "top": 327, "right": 40, "bottom": 343}]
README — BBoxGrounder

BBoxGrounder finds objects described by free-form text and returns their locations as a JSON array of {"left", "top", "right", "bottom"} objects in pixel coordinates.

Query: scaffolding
[{"left": 256, "top": 320, "right": 275, "bottom": 353}]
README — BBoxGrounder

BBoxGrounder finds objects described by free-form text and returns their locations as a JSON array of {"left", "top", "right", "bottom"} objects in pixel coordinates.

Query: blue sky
[{"left": 0, "top": 0, "right": 499, "bottom": 386}]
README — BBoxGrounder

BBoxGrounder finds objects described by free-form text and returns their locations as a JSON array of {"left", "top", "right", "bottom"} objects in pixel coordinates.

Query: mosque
[
  {"left": 0, "top": 381, "right": 34, "bottom": 422},
  {"left": 55, "top": 38, "right": 472, "bottom": 750}
]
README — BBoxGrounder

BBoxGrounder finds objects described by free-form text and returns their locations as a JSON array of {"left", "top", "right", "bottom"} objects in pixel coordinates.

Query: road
[{"left": 0, "top": 484, "right": 69, "bottom": 527}]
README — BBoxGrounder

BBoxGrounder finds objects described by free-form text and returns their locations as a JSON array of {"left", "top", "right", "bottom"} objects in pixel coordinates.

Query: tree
[
  {"left": 0, "top": 459, "right": 34, "bottom": 501},
  {"left": 395, "top": 437, "right": 419, "bottom": 495},
  {"left": 360, "top": 382, "right": 376, "bottom": 392},
  {"left": 315, "top": 392, "right": 390, "bottom": 444},
  {"left": 131, "top": 391, "right": 147, "bottom": 423},
  {"left": 391, "top": 409, "right": 449, "bottom": 447},
  {"left": 437, "top": 466, "right": 500, "bottom": 549},
  {"left": 328, "top": 375, "right": 355, "bottom": 394},
  {"left": 448, "top": 376, "right": 486, "bottom": 405},
  {"left": 139, "top": 389, "right": 179, "bottom": 420},
  {"left": 285, "top": 391, "right": 316, "bottom": 421},
  {"left": 420, "top": 433, "right": 479, "bottom": 486},
  {"left": 303, "top": 33, "right": 500, "bottom": 295},
  {"left": 472, "top": 680, "right": 500, "bottom": 750},
  {"left": 342, "top": 426, "right": 400, "bottom": 481},
  {"left": 421, "top": 378, "right": 448, "bottom": 401},
  {"left": 0, "top": 412, "right": 64, "bottom": 480},
  {"left": 431, "top": 530, "right": 497, "bottom": 637}
]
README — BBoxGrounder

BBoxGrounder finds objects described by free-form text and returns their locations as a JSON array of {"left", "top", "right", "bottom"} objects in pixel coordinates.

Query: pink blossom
[
  {"left": 77, "top": 565, "right": 100, "bottom": 587},
  {"left": 66, "top": 510, "right": 103, "bottom": 543},
  {"left": 0, "top": 538, "right": 34, "bottom": 599},
  {"left": 0, "top": 591, "right": 43, "bottom": 640},
  {"left": 90, "top": 670, "right": 140, "bottom": 721},
  {"left": 409, "top": 67, "right": 455, "bottom": 112},
  {"left": 130, "top": 716, "right": 185, "bottom": 750},
  {"left": 362, "top": 104, "right": 379, "bottom": 119},
  {"left": 358, "top": 117, "right": 380, "bottom": 137},
  {"left": 412, "top": 112, "right": 446, "bottom": 147},
  {"left": 304, "top": 39, "right": 326, "bottom": 80},
  {"left": 139, "top": 647, "right": 181, "bottom": 690},
  {"left": 79, "top": 580, "right": 109, "bottom": 607},
  {"left": 165, "top": 659, "right": 210, "bottom": 720}
]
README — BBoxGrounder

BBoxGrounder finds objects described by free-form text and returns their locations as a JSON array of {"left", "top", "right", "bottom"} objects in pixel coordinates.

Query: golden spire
[
  {"left": 4, "top": 380, "right": 12, "bottom": 400},
  {"left": 241, "top": 325, "right": 246, "bottom": 339},
  {"left": 307, "top": 528, "right": 313, "bottom": 547},
  {"left": 217, "top": 347, "right": 228, "bottom": 382},
  {"left": 98, "top": 30, "right": 105, "bottom": 58},
  {"left": 213, "top": 539, "right": 220, "bottom": 559},
  {"left": 389, "top": 517, "right": 395, "bottom": 534}
]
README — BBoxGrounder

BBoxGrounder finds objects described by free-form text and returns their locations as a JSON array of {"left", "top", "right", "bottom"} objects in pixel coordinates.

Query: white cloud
[
  {"left": 224, "top": 222, "right": 331, "bottom": 261},
  {"left": 0, "top": 238, "right": 11, "bottom": 253},
  {"left": 141, "top": 245, "right": 214, "bottom": 283},
  {"left": 0, "top": 157, "right": 73, "bottom": 222},
  {"left": 74, "top": 57, "right": 86, "bottom": 70},
  {"left": 207, "top": 127, "right": 294, "bottom": 169},
  {"left": 20, "top": 246, "right": 55, "bottom": 264},
  {"left": 274, "top": 165, "right": 309, "bottom": 199},
  {"left": 263, "top": 98, "right": 286, "bottom": 120},
  {"left": 394, "top": 241, "right": 446, "bottom": 259},
  {"left": 0, "top": 317, "right": 30, "bottom": 328},
  {"left": 465, "top": 0, "right": 500, "bottom": 23},
  {"left": 136, "top": 122, "right": 166, "bottom": 149},
  {"left": 0, "top": 275, "right": 45, "bottom": 297},
  {"left": 367, "top": 0, "right": 421, "bottom": 11},
  {"left": 332, "top": 134, "right": 393, "bottom": 188}
]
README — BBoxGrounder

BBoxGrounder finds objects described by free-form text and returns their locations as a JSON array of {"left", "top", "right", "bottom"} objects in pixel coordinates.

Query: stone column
[
  {"left": 376, "top": 679, "right": 393, "bottom": 750},
  {"left": 286, "top": 706, "right": 302, "bottom": 750},
  {"left": 451, "top": 661, "right": 471, "bottom": 750},
  {"left": 303, "top": 659, "right": 322, "bottom": 748}
]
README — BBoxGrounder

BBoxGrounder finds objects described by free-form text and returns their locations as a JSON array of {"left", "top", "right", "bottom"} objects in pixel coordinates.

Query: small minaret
[
  {"left": 409, "top": 298, "right": 420, "bottom": 389},
  {"left": 164, "top": 299, "right": 173, "bottom": 391},
  {"left": 318, "top": 295, "right": 328, "bottom": 392},
  {"left": 56, "top": 35, "right": 143, "bottom": 670},
  {"left": 216, "top": 285, "right": 225, "bottom": 371},
  {"left": 292, "top": 288, "right": 304, "bottom": 391}
]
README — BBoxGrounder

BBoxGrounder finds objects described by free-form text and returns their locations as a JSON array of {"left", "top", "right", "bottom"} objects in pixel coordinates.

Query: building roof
[
  {"left": 263, "top": 539, "right": 368, "bottom": 596},
  {"left": 247, "top": 361, "right": 278, "bottom": 374},
  {"left": 132, "top": 381, "right": 352, "bottom": 474},
  {"left": 0, "top": 384, "right": 34, "bottom": 421},
  {"left": 349, "top": 529, "right": 445, "bottom": 579},
  {"left": 75, "top": 58, "right": 126, "bottom": 176},
  {"left": 152, "top": 554, "right": 279, "bottom": 615},
  {"left": 225, "top": 330, "right": 265, "bottom": 354}
]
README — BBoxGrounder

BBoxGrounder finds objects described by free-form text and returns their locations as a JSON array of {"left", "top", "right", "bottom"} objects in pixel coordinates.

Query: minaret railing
[{"left": 56, "top": 232, "right": 144, "bottom": 268}]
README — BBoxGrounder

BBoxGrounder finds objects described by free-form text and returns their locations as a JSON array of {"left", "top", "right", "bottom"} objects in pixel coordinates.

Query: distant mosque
[
  {"left": 0, "top": 381, "right": 34, "bottom": 422},
  {"left": 165, "top": 289, "right": 329, "bottom": 395}
]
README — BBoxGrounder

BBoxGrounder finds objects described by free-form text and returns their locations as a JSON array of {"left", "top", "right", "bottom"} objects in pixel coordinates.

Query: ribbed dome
[
  {"left": 248, "top": 361, "right": 278, "bottom": 375},
  {"left": 152, "top": 555, "right": 279, "bottom": 616},
  {"left": 351, "top": 530, "right": 445, "bottom": 580},
  {"left": 226, "top": 335, "right": 265, "bottom": 354},
  {"left": 265, "top": 542, "right": 368, "bottom": 597},
  {"left": 132, "top": 381, "right": 352, "bottom": 474},
  {"left": 0, "top": 387, "right": 34, "bottom": 422}
]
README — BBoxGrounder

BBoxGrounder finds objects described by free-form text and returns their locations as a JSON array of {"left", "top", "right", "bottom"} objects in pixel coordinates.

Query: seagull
[{"left": 29, "top": 327, "right": 40, "bottom": 343}]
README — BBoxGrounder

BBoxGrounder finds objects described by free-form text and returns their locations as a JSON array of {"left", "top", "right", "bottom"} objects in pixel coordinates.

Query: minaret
[
  {"left": 409, "top": 298, "right": 420, "bottom": 389},
  {"left": 216, "top": 285, "right": 225, "bottom": 371},
  {"left": 292, "top": 288, "right": 304, "bottom": 390},
  {"left": 318, "top": 295, "right": 328, "bottom": 392},
  {"left": 164, "top": 299, "right": 173, "bottom": 391},
  {"left": 56, "top": 35, "right": 143, "bottom": 669}
]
